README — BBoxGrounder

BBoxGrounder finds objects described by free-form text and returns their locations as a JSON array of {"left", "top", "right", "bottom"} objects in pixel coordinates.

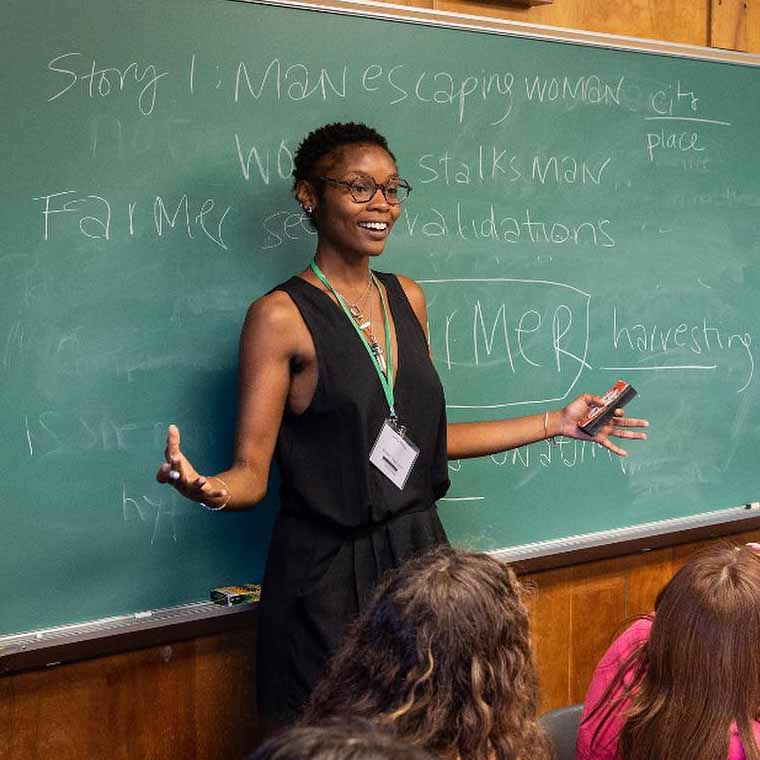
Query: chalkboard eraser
[
  {"left": 210, "top": 583, "right": 261, "bottom": 606},
  {"left": 577, "top": 380, "right": 638, "bottom": 437}
]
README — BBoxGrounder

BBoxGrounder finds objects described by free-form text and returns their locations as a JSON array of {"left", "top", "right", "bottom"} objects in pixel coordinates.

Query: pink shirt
[{"left": 576, "top": 617, "right": 760, "bottom": 760}]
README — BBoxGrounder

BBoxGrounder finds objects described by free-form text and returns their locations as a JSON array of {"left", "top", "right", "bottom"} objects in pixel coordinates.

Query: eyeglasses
[{"left": 318, "top": 176, "right": 412, "bottom": 205}]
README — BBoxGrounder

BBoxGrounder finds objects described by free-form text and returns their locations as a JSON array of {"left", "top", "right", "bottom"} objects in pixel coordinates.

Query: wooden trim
[
  {"left": 231, "top": 0, "right": 760, "bottom": 65},
  {"left": 0, "top": 603, "right": 257, "bottom": 678},
  {"left": 510, "top": 514, "right": 760, "bottom": 573},
  {"left": 493, "top": 503, "right": 760, "bottom": 567}
]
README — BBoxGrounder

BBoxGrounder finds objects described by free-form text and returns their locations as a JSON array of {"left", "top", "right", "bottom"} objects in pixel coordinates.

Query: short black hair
[
  {"left": 247, "top": 720, "right": 434, "bottom": 760},
  {"left": 292, "top": 122, "right": 396, "bottom": 191}
]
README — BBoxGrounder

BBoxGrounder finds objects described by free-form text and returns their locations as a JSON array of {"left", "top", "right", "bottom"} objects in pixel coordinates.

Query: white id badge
[{"left": 369, "top": 420, "right": 419, "bottom": 490}]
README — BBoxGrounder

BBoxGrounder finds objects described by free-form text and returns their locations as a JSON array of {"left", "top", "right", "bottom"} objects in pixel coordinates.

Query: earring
[{"left": 302, "top": 204, "right": 313, "bottom": 214}]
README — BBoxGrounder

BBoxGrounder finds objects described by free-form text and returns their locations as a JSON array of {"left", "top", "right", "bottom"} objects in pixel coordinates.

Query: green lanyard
[{"left": 310, "top": 260, "right": 396, "bottom": 422}]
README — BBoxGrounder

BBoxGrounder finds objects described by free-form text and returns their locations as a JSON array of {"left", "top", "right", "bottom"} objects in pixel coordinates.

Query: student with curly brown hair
[
  {"left": 248, "top": 719, "right": 436, "bottom": 760},
  {"left": 303, "top": 546, "right": 552, "bottom": 760},
  {"left": 155, "top": 122, "right": 648, "bottom": 725},
  {"left": 577, "top": 543, "right": 760, "bottom": 760}
]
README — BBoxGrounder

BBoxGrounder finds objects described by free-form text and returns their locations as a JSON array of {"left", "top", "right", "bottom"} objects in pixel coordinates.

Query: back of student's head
[
  {"left": 621, "top": 543, "right": 760, "bottom": 760},
  {"left": 303, "top": 546, "right": 549, "bottom": 760},
  {"left": 248, "top": 719, "right": 435, "bottom": 760}
]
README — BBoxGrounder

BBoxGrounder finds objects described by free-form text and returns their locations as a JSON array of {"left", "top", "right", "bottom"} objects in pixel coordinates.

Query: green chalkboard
[{"left": 2, "top": 0, "right": 760, "bottom": 637}]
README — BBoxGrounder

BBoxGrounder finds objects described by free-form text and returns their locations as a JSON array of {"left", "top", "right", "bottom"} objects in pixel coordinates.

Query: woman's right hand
[{"left": 155, "top": 424, "right": 228, "bottom": 504}]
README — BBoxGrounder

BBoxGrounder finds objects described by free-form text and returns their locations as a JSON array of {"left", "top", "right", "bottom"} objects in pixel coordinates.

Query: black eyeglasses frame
[{"left": 317, "top": 175, "right": 412, "bottom": 205}]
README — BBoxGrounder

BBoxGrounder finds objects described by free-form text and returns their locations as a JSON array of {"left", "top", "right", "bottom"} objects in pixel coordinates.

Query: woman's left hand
[{"left": 558, "top": 393, "right": 649, "bottom": 457}]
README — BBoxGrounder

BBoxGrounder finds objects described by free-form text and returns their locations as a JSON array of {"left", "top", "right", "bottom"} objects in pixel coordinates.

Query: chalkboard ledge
[
  {"left": 0, "top": 601, "right": 257, "bottom": 677},
  {"left": 497, "top": 502, "right": 760, "bottom": 573}
]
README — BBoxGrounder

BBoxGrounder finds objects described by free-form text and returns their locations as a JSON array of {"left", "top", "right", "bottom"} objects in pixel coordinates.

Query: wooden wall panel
[
  {"left": 427, "top": 0, "right": 710, "bottom": 46},
  {"left": 193, "top": 627, "right": 259, "bottom": 758},
  {"left": 625, "top": 547, "right": 674, "bottom": 617},
  {"left": 523, "top": 567, "right": 573, "bottom": 709},
  {"left": 523, "top": 528, "right": 760, "bottom": 712},
  {"left": 567, "top": 560, "right": 628, "bottom": 704},
  {"left": 363, "top": 0, "right": 760, "bottom": 53},
  {"left": 746, "top": 1, "right": 760, "bottom": 52},
  {"left": 0, "top": 628, "right": 259, "bottom": 760},
  {"left": 711, "top": 0, "right": 749, "bottom": 50}
]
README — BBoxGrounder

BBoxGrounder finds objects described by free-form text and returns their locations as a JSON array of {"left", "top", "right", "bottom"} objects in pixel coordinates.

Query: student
[
  {"left": 155, "top": 122, "right": 648, "bottom": 724},
  {"left": 303, "top": 546, "right": 552, "bottom": 760},
  {"left": 577, "top": 543, "right": 760, "bottom": 760},
  {"left": 247, "top": 719, "right": 435, "bottom": 760}
]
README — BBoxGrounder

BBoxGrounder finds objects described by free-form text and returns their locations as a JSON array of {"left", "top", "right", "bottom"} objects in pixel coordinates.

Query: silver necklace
[
  {"left": 346, "top": 276, "right": 373, "bottom": 317},
  {"left": 351, "top": 279, "right": 387, "bottom": 375},
  {"left": 329, "top": 272, "right": 386, "bottom": 372}
]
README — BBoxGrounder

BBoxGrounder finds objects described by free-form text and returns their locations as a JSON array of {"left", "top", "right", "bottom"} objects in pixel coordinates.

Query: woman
[
  {"left": 302, "top": 546, "right": 551, "bottom": 760},
  {"left": 247, "top": 719, "right": 435, "bottom": 760},
  {"left": 577, "top": 543, "right": 760, "bottom": 760},
  {"left": 155, "top": 122, "right": 648, "bottom": 723}
]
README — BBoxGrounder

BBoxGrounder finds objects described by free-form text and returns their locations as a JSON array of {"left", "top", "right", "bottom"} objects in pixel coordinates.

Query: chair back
[{"left": 539, "top": 704, "right": 584, "bottom": 760}]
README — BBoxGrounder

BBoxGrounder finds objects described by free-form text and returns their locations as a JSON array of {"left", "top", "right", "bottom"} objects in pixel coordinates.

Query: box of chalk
[
  {"left": 210, "top": 583, "right": 261, "bottom": 606},
  {"left": 577, "top": 380, "right": 637, "bottom": 437}
]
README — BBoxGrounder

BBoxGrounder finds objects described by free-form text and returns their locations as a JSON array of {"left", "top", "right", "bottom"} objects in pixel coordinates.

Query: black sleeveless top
[
  {"left": 256, "top": 271, "right": 450, "bottom": 722},
  {"left": 276, "top": 271, "right": 449, "bottom": 528}
]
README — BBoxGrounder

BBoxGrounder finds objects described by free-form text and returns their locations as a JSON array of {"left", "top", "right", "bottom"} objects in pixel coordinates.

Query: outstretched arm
[
  {"left": 155, "top": 291, "right": 299, "bottom": 510},
  {"left": 448, "top": 397, "right": 648, "bottom": 459},
  {"left": 396, "top": 275, "right": 649, "bottom": 461}
]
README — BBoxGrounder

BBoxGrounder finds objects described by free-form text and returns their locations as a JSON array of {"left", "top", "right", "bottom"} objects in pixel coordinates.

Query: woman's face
[{"left": 310, "top": 144, "right": 402, "bottom": 259}]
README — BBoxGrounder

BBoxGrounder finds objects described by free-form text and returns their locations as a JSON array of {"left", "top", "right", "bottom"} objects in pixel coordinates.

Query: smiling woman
[{"left": 154, "top": 121, "right": 649, "bottom": 729}]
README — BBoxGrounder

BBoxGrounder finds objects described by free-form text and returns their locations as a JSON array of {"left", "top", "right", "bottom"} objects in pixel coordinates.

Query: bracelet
[
  {"left": 199, "top": 476, "right": 231, "bottom": 512},
  {"left": 543, "top": 410, "right": 560, "bottom": 446}
]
